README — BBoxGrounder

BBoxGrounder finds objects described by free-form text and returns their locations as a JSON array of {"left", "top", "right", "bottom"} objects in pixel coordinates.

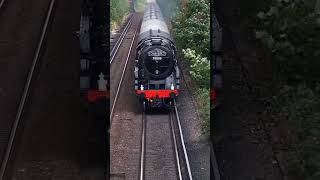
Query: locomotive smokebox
[{"left": 139, "top": 44, "right": 175, "bottom": 80}]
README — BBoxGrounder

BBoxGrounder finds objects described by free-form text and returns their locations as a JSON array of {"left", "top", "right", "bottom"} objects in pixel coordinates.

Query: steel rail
[
  {"left": 110, "top": 14, "right": 134, "bottom": 64},
  {"left": 173, "top": 100, "right": 193, "bottom": 180},
  {"left": 109, "top": 25, "right": 138, "bottom": 123},
  {"left": 169, "top": 105, "right": 183, "bottom": 180},
  {"left": 139, "top": 104, "right": 184, "bottom": 180},
  {"left": 139, "top": 102, "right": 146, "bottom": 180},
  {"left": 138, "top": 101, "right": 194, "bottom": 180},
  {"left": 0, "top": 0, "right": 55, "bottom": 179}
]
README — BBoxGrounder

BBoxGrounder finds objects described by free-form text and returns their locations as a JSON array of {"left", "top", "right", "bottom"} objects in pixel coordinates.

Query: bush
[
  {"left": 172, "top": 0, "right": 210, "bottom": 88},
  {"left": 183, "top": 48, "right": 210, "bottom": 88},
  {"left": 173, "top": 0, "right": 210, "bottom": 58},
  {"left": 172, "top": 0, "right": 210, "bottom": 135},
  {"left": 110, "top": 0, "right": 129, "bottom": 26}
]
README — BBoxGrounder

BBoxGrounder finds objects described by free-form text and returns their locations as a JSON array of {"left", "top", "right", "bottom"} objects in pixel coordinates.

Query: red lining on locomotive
[{"left": 136, "top": 89, "right": 178, "bottom": 98}]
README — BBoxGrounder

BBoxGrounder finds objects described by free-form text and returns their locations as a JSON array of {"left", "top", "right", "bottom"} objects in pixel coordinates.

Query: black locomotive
[{"left": 134, "top": 1, "right": 180, "bottom": 108}]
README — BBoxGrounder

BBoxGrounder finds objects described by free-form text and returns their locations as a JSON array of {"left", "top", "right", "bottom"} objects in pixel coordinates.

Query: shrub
[
  {"left": 110, "top": 0, "right": 129, "bottom": 26},
  {"left": 173, "top": 0, "right": 210, "bottom": 88},
  {"left": 172, "top": 0, "right": 210, "bottom": 135},
  {"left": 173, "top": 0, "right": 210, "bottom": 58},
  {"left": 183, "top": 48, "right": 210, "bottom": 88}
]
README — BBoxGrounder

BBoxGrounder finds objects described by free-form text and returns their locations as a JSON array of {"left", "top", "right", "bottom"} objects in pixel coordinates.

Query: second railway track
[
  {"left": 110, "top": 14, "right": 134, "bottom": 64},
  {"left": 110, "top": 13, "right": 141, "bottom": 124}
]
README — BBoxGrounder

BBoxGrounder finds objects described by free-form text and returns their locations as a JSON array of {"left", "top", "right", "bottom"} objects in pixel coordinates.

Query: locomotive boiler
[{"left": 135, "top": 1, "right": 180, "bottom": 108}]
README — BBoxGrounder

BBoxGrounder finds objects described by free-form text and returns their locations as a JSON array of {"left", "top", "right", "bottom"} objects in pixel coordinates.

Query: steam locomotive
[{"left": 134, "top": 1, "right": 180, "bottom": 108}]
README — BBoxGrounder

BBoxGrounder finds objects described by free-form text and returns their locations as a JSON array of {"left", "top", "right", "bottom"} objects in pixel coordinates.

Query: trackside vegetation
[
  {"left": 171, "top": 0, "right": 210, "bottom": 135},
  {"left": 110, "top": 0, "right": 129, "bottom": 29},
  {"left": 256, "top": 0, "right": 320, "bottom": 178}
]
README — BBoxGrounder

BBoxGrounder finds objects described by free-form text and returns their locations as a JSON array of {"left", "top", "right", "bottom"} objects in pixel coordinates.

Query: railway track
[
  {"left": 139, "top": 100, "right": 193, "bottom": 180},
  {"left": 110, "top": 14, "right": 134, "bottom": 64},
  {"left": 110, "top": 14, "right": 140, "bottom": 123},
  {"left": 0, "top": 0, "right": 55, "bottom": 179}
]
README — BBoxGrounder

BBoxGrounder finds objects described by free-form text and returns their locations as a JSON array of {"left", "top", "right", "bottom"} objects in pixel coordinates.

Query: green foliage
[
  {"left": 173, "top": 0, "right": 210, "bottom": 58},
  {"left": 172, "top": 0, "right": 210, "bottom": 135},
  {"left": 256, "top": 0, "right": 320, "bottom": 83},
  {"left": 110, "top": 0, "right": 129, "bottom": 25},
  {"left": 134, "top": 0, "right": 147, "bottom": 12},
  {"left": 265, "top": 84, "right": 320, "bottom": 179},
  {"left": 183, "top": 48, "right": 210, "bottom": 88},
  {"left": 173, "top": 0, "right": 210, "bottom": 87}
]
